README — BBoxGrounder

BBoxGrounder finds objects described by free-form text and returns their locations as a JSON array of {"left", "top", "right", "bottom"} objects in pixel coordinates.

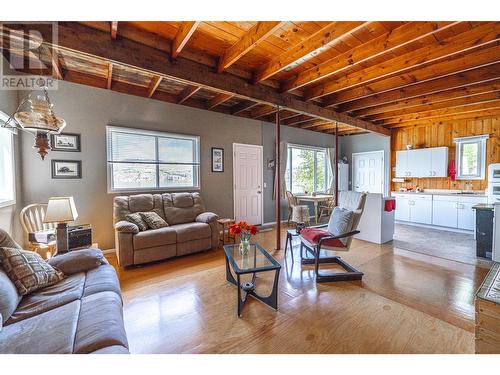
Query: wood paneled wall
[{"left": 391, "top": 116, "right": 500, "bottom": 192}]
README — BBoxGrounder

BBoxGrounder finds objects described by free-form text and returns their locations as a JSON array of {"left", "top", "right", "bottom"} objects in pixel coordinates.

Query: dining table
[{"left": 296, "top": 194, "right": 334, "bottom": 224}]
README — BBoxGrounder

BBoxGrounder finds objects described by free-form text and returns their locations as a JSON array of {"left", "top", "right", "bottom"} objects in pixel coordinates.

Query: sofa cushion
[
  {"left": 125, "top": 213, "right": 148, "bottom": 231},
  {"left": 83, "top": 264, "right": 122, "bottom": 298},
  {"left": 140, "top": 211, "right": 168, "bottom": 229},
  {"left": 73, "top": 291, "right": 128, "bottom": 354},
  {"left": 0, "top": 268, "right": 21, "bottom": 323},
  {"left": 170, "top": 222, "right": 211, "bottom": 243},
  {"left": 113, "top": 194, "right": 165, "bottom": 223},
  {"left": 91, "top": 345, "right": 129, "bottom": 354},
  {"left": 162, "top": 192, "right": 205, "bottom": 225},
  {"left": 7, "top": 272, "right": 85, "bottom": 325},
  {"left": 0, "top": 228, "right": 21, "bottom": 249},
  {"left": 133, "top": 227, "right": 177, "bottom": 250},
  {"left": 0, "top": 247, "right": 65, "bottom": 296},
  {"left": 0, "top": 300, "right": 80, "bottom": 354},
  {"left": 48, "top": 248, "right": 106, "bottom": 275}
]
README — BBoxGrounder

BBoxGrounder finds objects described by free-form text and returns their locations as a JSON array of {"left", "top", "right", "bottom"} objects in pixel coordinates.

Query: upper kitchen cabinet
[{"left": 395, "top": 147, "right": 448, "bottom": 178}]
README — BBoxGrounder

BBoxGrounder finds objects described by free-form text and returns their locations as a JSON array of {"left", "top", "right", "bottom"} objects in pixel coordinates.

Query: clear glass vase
[{"left": 239, "top": 234, "right": 251, "bottom": 255}]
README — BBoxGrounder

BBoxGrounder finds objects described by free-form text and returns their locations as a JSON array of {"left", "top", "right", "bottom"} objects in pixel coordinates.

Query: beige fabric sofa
[{"left": 113, "top": 192, "right": 219, "bottom": 267}]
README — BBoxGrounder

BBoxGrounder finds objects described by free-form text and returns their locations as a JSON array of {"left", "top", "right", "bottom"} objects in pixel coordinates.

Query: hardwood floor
[{"left": 106, "top": 226, "right": 489, "bottom": 354}]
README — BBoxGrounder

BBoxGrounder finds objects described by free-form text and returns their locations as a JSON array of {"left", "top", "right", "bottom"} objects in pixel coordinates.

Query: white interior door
[
  {"left": 233, "top": 143, "right": 263, "bottom": 225},
  {"left": 352, "top": 151, "right": 384, "bottom": 194}
]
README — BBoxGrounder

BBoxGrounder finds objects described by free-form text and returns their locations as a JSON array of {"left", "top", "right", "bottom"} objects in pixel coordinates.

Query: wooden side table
[{"left": 218, "top": 219, "right": 235, "bottom": 245}]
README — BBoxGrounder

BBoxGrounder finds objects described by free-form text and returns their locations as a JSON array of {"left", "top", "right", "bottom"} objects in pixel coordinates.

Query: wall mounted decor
[
  {"left": 212, "top": 147, "right": 224, "bottom": 172},
  {"left": 51, "top": 160, "right": 82, "bottom": 179},
  {"left": 51, "top": 133, "right": 81, "bottom": 152}
]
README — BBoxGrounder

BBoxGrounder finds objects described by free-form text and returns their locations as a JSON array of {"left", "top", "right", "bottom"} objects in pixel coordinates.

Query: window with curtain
[
  {"left": 0, "top": 126, "right": 16, "bottom": 207},
  {"left": 106, "top": 126, "right": 200, "bottom": 192},
  {"left": 454, "top": 135, "right": 488, "bottom": 180},
  {"left": 285, "top": 144, "right": 328, "bottom": 194}
]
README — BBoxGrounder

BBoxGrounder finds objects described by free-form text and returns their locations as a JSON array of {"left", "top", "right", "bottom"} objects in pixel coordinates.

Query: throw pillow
[
  {"left": 0, "top": 247, "right": 64, "bottom": 296},
  {"left": 48, "top": 248, "right": 106, "bottom": 275},
  {"left": 140, "top": 212, "right": 168, "bottom": 229},
  {"left": 0, "top": 268, "right": 21, "bottom": 323},
  {"left": 327, "top": 207, "right": 354, "bottom": 245},
  {"left": 125, "top": 213, "right": 148, "bottom": 231}
]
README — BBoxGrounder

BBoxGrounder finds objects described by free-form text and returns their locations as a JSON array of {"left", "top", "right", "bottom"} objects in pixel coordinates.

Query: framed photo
[
  {"left": 211, "top": 147, "right": 224, "bottom": 172},
  {"left": 51, "top": 160, "right": 82, "bottom": 179},
  {"left": 51, "top": 133, "right": 81, "bottom": 152}
]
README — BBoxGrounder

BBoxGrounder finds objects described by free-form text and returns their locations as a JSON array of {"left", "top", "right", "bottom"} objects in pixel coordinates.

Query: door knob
[{"left": 257, "top": 191, "right": 262, "bottom": 194}]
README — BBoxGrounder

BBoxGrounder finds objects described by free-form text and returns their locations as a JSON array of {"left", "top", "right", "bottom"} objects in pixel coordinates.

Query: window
[
  {"left": 454, "top": 135, "right": 488, "bottom": 180},
  {"left": 285, "top": 144, "right": 329, "bottom": 194},
  {"left": 0, "top": 125, "right": 16, "bottom": 207},
  {"left": 107, "top": 126, "right": 200, "bottom": 192}
]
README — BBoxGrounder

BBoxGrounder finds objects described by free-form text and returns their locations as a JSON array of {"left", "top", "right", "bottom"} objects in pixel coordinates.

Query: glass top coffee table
[{"left": 223, "top": 242, "right": 281, "bottom": 317}]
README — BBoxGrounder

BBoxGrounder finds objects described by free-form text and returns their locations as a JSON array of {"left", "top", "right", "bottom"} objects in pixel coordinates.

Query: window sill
[
  {"left": 0, "top": 200, "right": 16, "bottom": 209},
  {"left": 108, "top": 187, "right": 201, "bottom": 194}
]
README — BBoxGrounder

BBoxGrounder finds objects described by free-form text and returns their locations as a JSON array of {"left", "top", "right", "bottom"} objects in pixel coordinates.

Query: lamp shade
[{"left": 43, "top": 197, "right": 78, "bottom": 223}]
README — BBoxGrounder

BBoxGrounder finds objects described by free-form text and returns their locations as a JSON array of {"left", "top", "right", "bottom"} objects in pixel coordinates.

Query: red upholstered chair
[{"left": 299, "top": 191, "right": 367, "bottom": 282}]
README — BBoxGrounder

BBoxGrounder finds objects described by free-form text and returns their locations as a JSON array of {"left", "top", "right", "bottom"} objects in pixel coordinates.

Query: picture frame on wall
[
  {"left": 51, "top": 133, "right": 81, "bottom": 152},
  {"left": 51, "top": 160, "right": 82, "bottom": 179},
  {"left": 211, "top": 147, "right": 224, "bottom": 172}
]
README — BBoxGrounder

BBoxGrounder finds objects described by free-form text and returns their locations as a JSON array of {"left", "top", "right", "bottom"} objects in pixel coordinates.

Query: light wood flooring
[{"left": 107, "top": 226, "right": 490, "bottom": 354}]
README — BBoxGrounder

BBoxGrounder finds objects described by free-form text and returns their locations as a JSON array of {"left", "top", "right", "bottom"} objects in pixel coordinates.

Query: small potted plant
[{"left": 229, "top": 221, "right": 258, "bottom": 255}]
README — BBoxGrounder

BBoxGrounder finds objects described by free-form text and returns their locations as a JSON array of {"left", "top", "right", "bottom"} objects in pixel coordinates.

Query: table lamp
[{"left": 43, "top": 196, "right": 78, "bottom": 254}]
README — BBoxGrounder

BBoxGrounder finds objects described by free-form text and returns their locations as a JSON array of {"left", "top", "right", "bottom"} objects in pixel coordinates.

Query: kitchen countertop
[
  {"left": 472, "top": 203, "right": 495, "bottom": 211},
  {"left": 391, "top": 191, "right": 487, "bottom": 197}
]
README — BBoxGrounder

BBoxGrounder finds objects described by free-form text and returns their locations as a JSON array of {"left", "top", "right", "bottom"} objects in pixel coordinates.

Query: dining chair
[
  {"left": 285, "top": 191, "right": 310, "bottom": 226},
  {"left": 298, "top": 191, "right": 367, "bottom": 283},
  {"left": 19, "top": 203, "right": 57, "bottom": 258}
]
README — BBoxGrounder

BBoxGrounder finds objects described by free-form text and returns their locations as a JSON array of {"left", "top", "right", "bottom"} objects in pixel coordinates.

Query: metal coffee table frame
[{"left": 223, "top": 243, "right": 281, "bottom": 317}]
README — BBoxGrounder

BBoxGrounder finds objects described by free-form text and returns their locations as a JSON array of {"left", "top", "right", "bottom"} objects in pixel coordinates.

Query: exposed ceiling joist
[
  {"left": 253, "top": 21, "right": 370, "bottom": 83},
  {"left": 306, "top": 22, "right": 500, "bottom": 101},
  {"left": 48, "top": 47, "right": 63, "bottom": 80},
  {"left": 146, "top": 75, "right": 162, "bottom": 98},
  {"left": 251, "top": 105, "right": 279, "bottom": 119},
  {"left": 354, "top": 79, "right": 500, "bottom": 117},
  {"left": 386, "top": 108, "right": 500, "bottom": 128},
  {"left": 207, "top": 92, "right": 234, "bottom": 109},
  {"left": 281, "top": 21, "right": 457, "bottom": 93},
  {"left": 110, "top": 21, "right": 118, "bottom": 40},
  {"left": 231, "top": 101, "right": 259, "bottom": 115},
  {"left": 323, "top": 44, "right": 500, "bottom": 107},
  {"left": 177, "top": 84, "right": 201, "bottom": 104},
  {"left": 217, "top": 21, "right": 284, "bottom": 73},
  {"left": 171, "top": 21, "right": 200, "bottom": 59},
  {"left": 338, "top": 63, "right": 500, "bottom": 112},
  {"left": 106, "top": 63, "right": 113, "bottom": 89},
  {"left": 9, "top": 23, "right": 388, "bottom": 135}
]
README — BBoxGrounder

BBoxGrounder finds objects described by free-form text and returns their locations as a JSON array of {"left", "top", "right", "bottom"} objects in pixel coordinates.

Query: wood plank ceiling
[{"left": 1, "top": 21, "right": 499, "bottom": 136}]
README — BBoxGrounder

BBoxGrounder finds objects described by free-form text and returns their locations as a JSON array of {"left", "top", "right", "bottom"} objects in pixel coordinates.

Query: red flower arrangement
[{"left": 229, "top": 221, "right": 258, "bottom": 238}]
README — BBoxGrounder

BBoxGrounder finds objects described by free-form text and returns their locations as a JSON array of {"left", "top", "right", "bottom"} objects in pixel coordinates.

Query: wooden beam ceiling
[
  {"left": 217, "top": 21, "right": 283, "bottom": 73},
  {"left": 106, "top": 63, "right": 113, "bottom": 89},
  {"left": 146, "top": 75, "right": 162, "bottom": 98},
  {"left": 231, "top": 101, "right": 259, "bottom": 115},
  {"left": 177, "top": 84, "right": 201, "bottom": 104},
  {"left": 8, "top": 22, "right": 388, "bottom": 136},
  {"left": 323, "top": 44, "right": 500, "bottom": 107},
  {"left": 207, "top": 92, "right": 234, "bottom": 109},
  {"left": 309, "top": 23, "right": 500, "bottom": 103},
  {"left": 250, "top": 105, "right": 279, "bottom": 119},
  {"left": 386, "top": 108, "right": 500, "bottom": 128},
  {"left": 338, "top": 63, "right": 500, "bottom": 112},
  {"left": 110, "top": 21, "right": 118, "bottom": 40},
  {"left": 280, "top": 21, "right": 457, "bottom": 93},
  {"left": 171, "top": 21, "right": 200, "bottom": 59},
  {"left": 48, "top": 47, "right": 63, "bottom": 80},
  {"left": 253, "top": 21, "right": 369, "bottom": 83}
]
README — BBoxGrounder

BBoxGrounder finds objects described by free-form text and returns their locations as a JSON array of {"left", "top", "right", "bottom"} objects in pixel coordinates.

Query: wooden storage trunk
[{"left": 475, "top": 262, "right": 500, "bottom": 354}]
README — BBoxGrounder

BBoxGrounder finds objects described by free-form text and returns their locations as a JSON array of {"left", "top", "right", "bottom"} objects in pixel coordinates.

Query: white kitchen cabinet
[
  {"left": 394, "top": 194, "right": 410, "bottom": 221},
  {"left": 432, "top": 199, "right": 458, "bottom": 227},
  {"left": 395, "top": 151, "right": 408, "bottom": 178},
  {"left": 395, "top": 147, "right": 448, "bottom": 178},
  {"left": 457, "top": 196, "right": 488, "bottom": 230},
  {"left": 410, "top": 195, "right": 433, "bottom": 224},
  {"left": 431, "top": 147, "right": 448, "bottom": 177}
]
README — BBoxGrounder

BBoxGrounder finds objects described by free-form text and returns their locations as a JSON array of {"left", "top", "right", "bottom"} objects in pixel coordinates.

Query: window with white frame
[
  {"left": 285, "top": 144, "right": 329, "bottom": 194},
  {"left": 106, "top": 126, "right": 200, "bottom": 192},
  {"left": 0, "top": 125, "right": 16, "bottom": 207},
  {"left": 454, "top": 134, "right": 489, "bottom": 180}
]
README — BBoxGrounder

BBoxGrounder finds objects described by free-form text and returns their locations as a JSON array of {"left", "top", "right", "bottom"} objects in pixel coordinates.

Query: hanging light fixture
[
  {"left": 2, "top": 87, "right": 66, "bottom": 159},
  {"left": 1, "top": 41, "right": 66, "bottom": 160}
]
